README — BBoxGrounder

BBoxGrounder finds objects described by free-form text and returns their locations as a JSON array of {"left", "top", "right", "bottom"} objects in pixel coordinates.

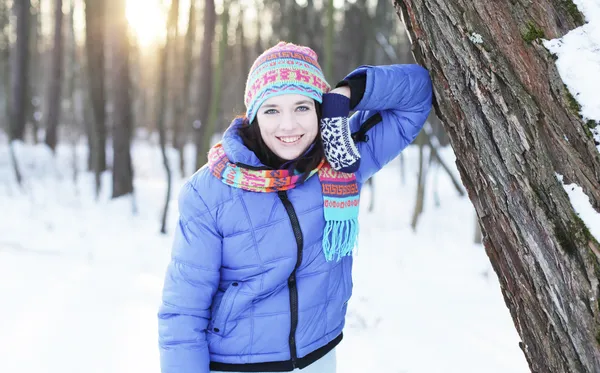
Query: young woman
[{"left": 158, "top": 42, "right": 432, "bottom": 373}]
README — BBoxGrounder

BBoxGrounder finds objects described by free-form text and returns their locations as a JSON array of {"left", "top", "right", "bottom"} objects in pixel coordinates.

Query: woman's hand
[
  {"left": 328, "top": 85, "right": 351, "bottom": 99},
  {"left": 320, "top": 86, "right": 361, "bottom": 173}
]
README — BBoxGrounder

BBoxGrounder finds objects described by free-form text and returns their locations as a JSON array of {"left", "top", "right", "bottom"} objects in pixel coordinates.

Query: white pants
[{"left": 211, "top": 348, "right": 337, "bottom": 373}]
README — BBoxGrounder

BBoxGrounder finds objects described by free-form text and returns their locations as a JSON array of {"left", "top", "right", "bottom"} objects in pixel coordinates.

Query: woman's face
[{"left": 255, "top": 94, "right": 318, "bottom": 161}]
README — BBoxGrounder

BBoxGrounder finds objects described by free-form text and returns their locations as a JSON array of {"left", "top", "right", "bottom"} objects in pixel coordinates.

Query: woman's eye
[
  {"left": 296, "top": 106, "right": 310, "bottom": 112},
  {"left": 264, "top": 109, "right": 278, "bottom": 115}
]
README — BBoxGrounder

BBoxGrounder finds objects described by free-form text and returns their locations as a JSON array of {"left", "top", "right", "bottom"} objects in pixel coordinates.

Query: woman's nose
[{"left": 279, "top": 111, "right": 295, "bottom": 131}]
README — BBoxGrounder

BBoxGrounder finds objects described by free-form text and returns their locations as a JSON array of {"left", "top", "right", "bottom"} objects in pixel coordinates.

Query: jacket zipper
[{"left": 277, "top": 190, "right": 303, "bottom": 368}]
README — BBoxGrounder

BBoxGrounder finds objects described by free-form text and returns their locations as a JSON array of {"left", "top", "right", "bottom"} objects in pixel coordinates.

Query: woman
[{"left": 158, "top": 42, "right": 432, "bottom": 373}]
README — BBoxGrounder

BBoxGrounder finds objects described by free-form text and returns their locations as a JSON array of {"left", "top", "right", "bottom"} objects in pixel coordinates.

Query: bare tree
[
  {"left": 254, "top": 0, "right": 263, "bottom": 57},
  {"left": 84, "top": 0, "right": 106, "bottom": 195},
  {"left": 194, "top": 0, "right": 216, "bottom": 169},
  {"left": 179, "top": 0, "right": 197, "bottom": 176},
  {"left": 202, "top": 1, "right": 230, "bottom": 160},
  {"left": 167, "top": 0, "right": 184, "bottom": 177},
  {"left": 397, "top": 0, "right": 600, "bottom": 371},
  {"left": 157, "top": 0, "right": 186, "bottom": 233},
  {"left": 111, "top": 0, "right": 133, "bottom": 198},
  {"left": 237, "top": 3, "right": 249, "bottom": 81},
  {"left": 324, "top": 0, "right": 334, "bottom": 81},
  {"left": 0, "top": 0, "right": 10, "bottom": 130},
  {"left": 410, "top": 132, "right": 427, "bottom": 230},
  {"left": 10, "top": 0, "right": 31, "bottom": 142},
  {"left": 66, "top": 0, "right": 82, "bottom": 185},
  {"left": 44, "top": 0, "right": 64, "bottom": 151},
  {"left": 28, "top": 0, "right": 42, "bottom": 143}
]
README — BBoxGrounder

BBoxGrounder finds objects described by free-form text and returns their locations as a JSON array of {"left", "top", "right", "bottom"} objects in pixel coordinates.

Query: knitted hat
[{"left": 244, "top": 42, "right": 330, "bottom": 123}]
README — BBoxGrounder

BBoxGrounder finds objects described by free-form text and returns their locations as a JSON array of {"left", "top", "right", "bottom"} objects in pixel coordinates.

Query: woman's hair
[{"left": 237, "top": 101, "right": 325, "bottom": 173}]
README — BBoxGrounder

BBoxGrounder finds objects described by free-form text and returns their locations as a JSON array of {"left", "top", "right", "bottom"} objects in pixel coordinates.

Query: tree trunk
[
  {"left": 28, "top": 0, "right": 41, "bottom": 143},
  {"left": 180, "top": 0, "right": 196, "bottom": 176},
  {"left": 324, "top": 0, "right": 334, "bottom": 81},
  {"left": 10, "top": 0, "right": 31, "bottom": 141},
  {"left": 396, "top": 1, "right": 600, "bottom": 371},
  {"left": 158, "top": 42, "right": 172, "bottom": 234},
  {"left": 305, "top": 0, "right": 321, "bottom": 58},
  {"left": 202, "top": 3, "right": 229, "bottom": 161},
  {"left": 254, "top": 0, "right": 262, "bottom": 57},
  {"left": 237, "top": 4, "right": 249, "bottom": 79},
  {"left": 168, "top": 0, "right": 183, "bottom": 174},
  {"left": 1, "top": 0, "right": 9, "bottom": 131},
  {"left": 111, "top": 0, "right": 133, "bottom": 198},
  {"left": 44, "top": 0, "right": 64, "bottom": 151},
  {"left": 66, "top": 0, "right": 79, "bottom": 185},
  {"left": 84, "top": 0, "right": 107, "bottom": 194},
  {"left": 410, "top": 131, "right": 428, "bottom": 231},
  {"left": 157, "top": 5, "right": 174, "bottom": 234},
  {"left": 157, "top": 0, "right": 182, "bottom": 232},
  {"left": 9, "top": 141, "right": 23, "bottom": 187},
  {"left": 194, "top": 0, "right": 216, "bottom": 169}
]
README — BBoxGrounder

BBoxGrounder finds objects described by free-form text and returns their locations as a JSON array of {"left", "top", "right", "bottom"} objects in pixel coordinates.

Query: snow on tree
[{"left": 395, "top": 0, "right": 600, "bottom": 371}]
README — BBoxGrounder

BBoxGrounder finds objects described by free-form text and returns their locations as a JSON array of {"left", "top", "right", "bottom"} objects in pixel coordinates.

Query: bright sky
[{"left": 126, "top": 0, "right": 191, "bottom": 48}]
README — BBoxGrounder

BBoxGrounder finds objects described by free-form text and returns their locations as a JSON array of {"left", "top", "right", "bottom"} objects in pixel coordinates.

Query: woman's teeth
[{"left": 278, "top": 135, "right": 302, "bottom": 144}]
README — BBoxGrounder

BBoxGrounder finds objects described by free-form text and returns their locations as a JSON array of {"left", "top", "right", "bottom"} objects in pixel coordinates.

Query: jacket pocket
[{"left": 210, "top": 281, "right": 242, "bottom": 336}]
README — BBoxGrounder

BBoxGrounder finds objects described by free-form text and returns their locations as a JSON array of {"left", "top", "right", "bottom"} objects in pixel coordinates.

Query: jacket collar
[{"left": 221, "top": 117, "right": 266, "bottom": 168}]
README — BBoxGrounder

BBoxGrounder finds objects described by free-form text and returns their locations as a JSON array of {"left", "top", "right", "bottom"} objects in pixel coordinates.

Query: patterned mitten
[{"left": 320, "top": 93, "right": 361, "bottom": 173}]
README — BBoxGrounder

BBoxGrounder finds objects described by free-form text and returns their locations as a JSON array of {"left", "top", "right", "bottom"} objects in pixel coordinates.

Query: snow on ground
[
  {"left": 0, "top": 138, "right": 528, "bottom": 373},
  {"left": 543, "top": 0, "right": 600, "bottom": 151}
]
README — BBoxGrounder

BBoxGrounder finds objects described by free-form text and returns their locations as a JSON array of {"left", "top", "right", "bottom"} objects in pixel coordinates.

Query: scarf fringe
[{"left": 323, "top": 219, "right": 359, "bottom": 262}]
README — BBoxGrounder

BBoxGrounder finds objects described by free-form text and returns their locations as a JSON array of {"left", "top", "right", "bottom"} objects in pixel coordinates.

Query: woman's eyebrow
[{"left": 295, "top": 100, "right": 313, "bottom": 106}]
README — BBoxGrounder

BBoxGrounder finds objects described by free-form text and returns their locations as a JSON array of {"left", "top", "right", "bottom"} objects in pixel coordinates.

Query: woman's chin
[
  {"left": 274, "top": 146, "right": 307, "bottom": 161},
  {"left": 275, "top": 150, "right": 302, "bottom": 161}
]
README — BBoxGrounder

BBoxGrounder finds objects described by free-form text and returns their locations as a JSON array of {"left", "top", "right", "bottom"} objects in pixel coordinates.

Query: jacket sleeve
[
  {"left": 345, "top": 64, "right": 433, "bottom": 183},
  {"left": 158, "top": 181, "right": 222, "bottom": 373}
]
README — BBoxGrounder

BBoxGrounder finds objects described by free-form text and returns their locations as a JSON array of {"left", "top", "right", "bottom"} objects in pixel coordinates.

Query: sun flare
[{"left": 125, "top": 0, "right": 167, "bottom": 48}]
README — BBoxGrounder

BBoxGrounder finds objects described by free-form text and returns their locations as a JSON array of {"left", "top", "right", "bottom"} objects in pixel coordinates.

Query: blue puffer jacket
[{"left": 158, "top": 64, "right": 432, "bottom": 373}]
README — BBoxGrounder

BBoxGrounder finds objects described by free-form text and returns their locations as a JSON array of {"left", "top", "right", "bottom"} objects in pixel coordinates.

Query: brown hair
[{"left": 237, "top": 101, "right": 324, "bottom": 174}]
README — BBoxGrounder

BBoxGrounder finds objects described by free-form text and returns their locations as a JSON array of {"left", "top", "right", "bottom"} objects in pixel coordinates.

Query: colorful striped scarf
[{"left": 207, "top": 142, "right": 359, "bottom": 262}]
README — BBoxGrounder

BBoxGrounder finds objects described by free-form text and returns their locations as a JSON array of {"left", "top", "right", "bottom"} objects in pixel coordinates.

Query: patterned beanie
[{"left": 244, "top": 42, "right": 330, "bottom": 123}]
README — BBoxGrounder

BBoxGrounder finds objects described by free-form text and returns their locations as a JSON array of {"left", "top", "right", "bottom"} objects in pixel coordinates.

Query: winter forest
[{"left": 1, "top": 0, "right": 599, "bottom": 372}]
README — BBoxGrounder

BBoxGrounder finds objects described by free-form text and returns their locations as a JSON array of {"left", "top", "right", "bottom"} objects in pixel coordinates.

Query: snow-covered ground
[{"left": 0, "top": 136, "right": 528, "bottom": 373}]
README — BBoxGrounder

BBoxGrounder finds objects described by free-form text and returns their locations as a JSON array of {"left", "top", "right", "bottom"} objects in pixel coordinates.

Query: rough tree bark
[
  {"left": 396, "top": 1, "right": 600, "bottom": 372},
  {"left": 44, "top": 0, "right": 64, "bottom": 151},
  {"left": 194, "top": 0, "right": 216, "bottom": 169},
  {"left": 111, "top": 0, "right": 133, "bottom": 198}
]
